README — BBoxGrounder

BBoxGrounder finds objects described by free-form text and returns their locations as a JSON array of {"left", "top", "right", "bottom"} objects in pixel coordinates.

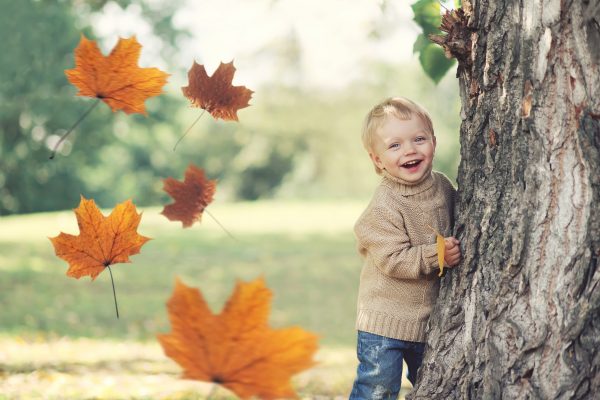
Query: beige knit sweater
[{"left": 354, "top": 170, "right": 456, "bottom": 342}]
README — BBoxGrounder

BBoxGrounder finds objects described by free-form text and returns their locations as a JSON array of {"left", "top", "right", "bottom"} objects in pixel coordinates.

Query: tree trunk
[{"left": 409, "top": 1, "right": 600, "bottom": 399}]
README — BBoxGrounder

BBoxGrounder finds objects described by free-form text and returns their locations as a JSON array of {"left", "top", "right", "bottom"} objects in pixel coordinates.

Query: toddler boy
[{"left": 349, "top": 97, "right": 461, "bottom": 399}]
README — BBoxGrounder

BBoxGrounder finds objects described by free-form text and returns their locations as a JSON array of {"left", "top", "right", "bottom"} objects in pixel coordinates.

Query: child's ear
[{"left": 369, "top": 152, "right": 384, "bottom": 170}]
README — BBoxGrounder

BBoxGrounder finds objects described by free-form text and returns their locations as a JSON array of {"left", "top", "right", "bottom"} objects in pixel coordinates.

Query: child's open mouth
[{"left": 401, "top": 159, "right": 422, "bottom": 170}]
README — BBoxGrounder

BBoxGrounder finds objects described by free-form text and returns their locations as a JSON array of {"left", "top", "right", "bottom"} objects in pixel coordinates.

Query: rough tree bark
[{"left": 409, "top": 1, "right": 600, "bottom": 399}]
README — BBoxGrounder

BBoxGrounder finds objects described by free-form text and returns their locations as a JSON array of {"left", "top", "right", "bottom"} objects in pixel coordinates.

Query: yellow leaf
[{"left": 428, "top": 225, "right": 445, "bottom": 277}]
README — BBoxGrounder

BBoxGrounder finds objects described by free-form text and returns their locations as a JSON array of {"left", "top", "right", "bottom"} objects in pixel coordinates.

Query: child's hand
[{"left": 444, "top": 237, "right": 461, "bottom": 267}]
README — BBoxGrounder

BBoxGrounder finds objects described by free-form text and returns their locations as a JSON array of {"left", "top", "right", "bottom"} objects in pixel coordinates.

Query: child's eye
[
  {"left": 415, "top": 136, "right": 426, "bottom": 142},
  {"left": 389, "top": 143, "right": 400, "bottom": 149}
]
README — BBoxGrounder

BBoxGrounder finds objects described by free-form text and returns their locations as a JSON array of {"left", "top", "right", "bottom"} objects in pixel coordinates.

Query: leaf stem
[
  {"left": 427, "top": 224, "right": 441, "bottom": 236},
  {"left": 173, "top": 109, "right": 206, "bottom": 151},
  {"left": 205, "top": 209, "right": 237, "bottom": 241},
  {"left": 107, "top": 265, "right": 120, "bottom": 319},
  {"left": 49, "top": 99, "right": 101, "bottom": 159}
]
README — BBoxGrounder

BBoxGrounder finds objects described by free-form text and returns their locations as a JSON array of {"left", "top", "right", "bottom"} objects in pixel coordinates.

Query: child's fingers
[
  {"left": 444, "top": 243, "right": 461, "bottom": 255},
  {"left": 445, "top": 254, "right": 461, "bottom": 267},
  {"left": 445, "top": 258, "right": 459, "bottom": 268},
  {"left": 444, "top": 245, "right": 462, "bottom": 267},
  {"left": 446, "top": 259, "right": 460, "bottom": 267},
  {"left": 443, "top": 237, "right": 462, "bottom": 268},
  {"left": 444, "top": 237, "right": 460, "bottom": 249},
  {"left": 446, "top": 245, "right": 461, "bottom": 256}
]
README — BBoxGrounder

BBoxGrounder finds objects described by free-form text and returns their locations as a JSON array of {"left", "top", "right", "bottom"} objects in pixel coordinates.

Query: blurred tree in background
[
  {"left": 0, "top": 0, "right": 187, "bottom": 215},
  {"left": 0, "top": 0, "right": 460, "bottom": 215},
  {"left": 0, "top": 0, "right": 98, "bottom": 214}
]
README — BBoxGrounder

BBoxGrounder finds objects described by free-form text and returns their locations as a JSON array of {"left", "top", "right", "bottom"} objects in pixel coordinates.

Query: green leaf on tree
[
  {"left": 419, "top": 44, "right": 456, "bottom": 84},
  {"left": 411, "top": 0, "right": 456, "bottom": 83},
  {"left": 413, "top": 33, "right": 431, "bottom": 54},
  {"left": 411, "top": 0, "right": 442, "bottom": 36}
]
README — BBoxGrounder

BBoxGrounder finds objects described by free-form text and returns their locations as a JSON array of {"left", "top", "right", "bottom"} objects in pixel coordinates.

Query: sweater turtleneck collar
[{"left": 381, "top": 167, "right": 435, "bottom": 196}]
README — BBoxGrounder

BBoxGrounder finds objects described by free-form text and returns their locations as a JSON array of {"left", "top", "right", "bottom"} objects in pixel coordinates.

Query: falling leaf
[
  {"left": 65, "top": 35, "right": 169, "bottom": 115},
  {"left": 157, "top": 277, "right": 319, "bottom": 399},
  {"left": 161, "top": 164, "right": 217, "bottom": 228},
  {"left": 428, "top": 225, "right": 446, "bottom": 277},
  {"left": 182, "top": 61, "right": 253, "bottom": 121},
  {"left": 49, "top": 196, "right": 151, "bottom": 280}
]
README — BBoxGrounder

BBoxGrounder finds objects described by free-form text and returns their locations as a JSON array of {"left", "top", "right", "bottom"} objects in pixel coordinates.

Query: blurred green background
[
  {"left": 0, "top": 202, "right": 364, "bottom": 345},
  {"left": 0, "top": 0, "right": 460, "bottom": 215},
  {"left": 0, "top": 1, "right": 459, "bottom": 397}
]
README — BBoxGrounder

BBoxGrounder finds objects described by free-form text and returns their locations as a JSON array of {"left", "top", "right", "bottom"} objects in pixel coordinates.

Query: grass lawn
[{"left": 0, "top": 200, "right": 413, "bottom": 399}]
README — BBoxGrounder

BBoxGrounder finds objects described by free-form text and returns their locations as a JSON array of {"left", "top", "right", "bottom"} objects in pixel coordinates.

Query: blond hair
[{"left": 362, "top": 97, "right": 435, "bottom": 175}]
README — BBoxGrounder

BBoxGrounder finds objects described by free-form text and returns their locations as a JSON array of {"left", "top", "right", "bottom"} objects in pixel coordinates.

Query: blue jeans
[{"left": 349, "top": 331, "right": 425, "bottom": 400}]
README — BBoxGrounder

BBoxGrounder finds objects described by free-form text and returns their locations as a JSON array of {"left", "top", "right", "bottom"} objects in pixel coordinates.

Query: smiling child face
[{"left": 369, "top": 114, "right": 436, "bottom": 184}]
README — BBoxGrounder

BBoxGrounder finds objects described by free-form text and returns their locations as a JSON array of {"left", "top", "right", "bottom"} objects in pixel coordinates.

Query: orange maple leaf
[
  {"left": 49, "top": 196, "right": 151, "bottom": 280},
  {"left": 182, "top": 61, "right": 253, "bottom": 121},
  {"left": 65, "top": 35, "right": 169, "bottom": 115},
  {"left": 157, "top": 277, "right": 319, "bottom": 400},
  {"left": 161, "top": 164, "right": 217, "bottom": 228}
]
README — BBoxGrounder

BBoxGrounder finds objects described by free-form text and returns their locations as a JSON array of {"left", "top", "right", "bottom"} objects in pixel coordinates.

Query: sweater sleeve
[{"left": 354, "top": 206, "right": 440, "bottom": 279}]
